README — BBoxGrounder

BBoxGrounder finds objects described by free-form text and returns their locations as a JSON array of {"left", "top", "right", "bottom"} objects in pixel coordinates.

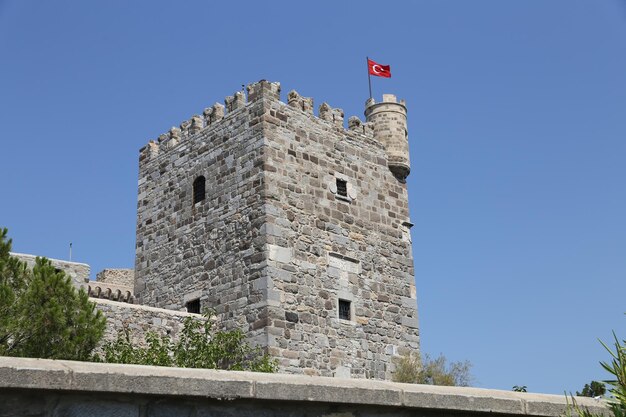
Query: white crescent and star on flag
[{"left": 372, "top": 64, "right": 384, "bottom": 75}]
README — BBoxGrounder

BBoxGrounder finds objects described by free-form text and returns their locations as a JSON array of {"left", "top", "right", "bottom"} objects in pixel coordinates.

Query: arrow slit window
[{"left": 193, "top": 176, "right": 206, "bottom": 204}]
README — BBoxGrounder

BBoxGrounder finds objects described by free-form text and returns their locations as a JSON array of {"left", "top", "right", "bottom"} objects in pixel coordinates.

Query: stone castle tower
[{"left": 134, "top": 80, "right": 419, "bottom": 379}]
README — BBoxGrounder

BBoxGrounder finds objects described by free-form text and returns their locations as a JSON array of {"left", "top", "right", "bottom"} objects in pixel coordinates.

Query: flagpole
[{"left": 366, "top": 56, "right": 372, "bottom": 99}]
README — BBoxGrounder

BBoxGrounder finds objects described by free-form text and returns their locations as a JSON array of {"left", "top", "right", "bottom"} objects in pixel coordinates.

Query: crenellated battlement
[
  {"left": 247, "top": 79, "right": 281, "bottom": 102},
  {"left": 203, "top": 102, "right": 225, "bottom": 125},
  {"left": 318, "top": 102, "right": 344, "bottom": 127},
  {"left": 138, "top": 80, "right": 393, "bottom": 165},
  {"left": 138, "top": 81, "right": 276, "bottom": 163},
  {"left": 224, "top": 91, "right": 245, "bottom": 113},
  {"left": 81, "top": 281, "right": 134, "bottom": 303},
  {"left": 287, "top": 90, "right": 313, "bottom": 114}
]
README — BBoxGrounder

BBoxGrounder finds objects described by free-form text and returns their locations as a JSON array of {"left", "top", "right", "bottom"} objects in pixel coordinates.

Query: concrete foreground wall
[{"left": 0, "top": 357, "right": 608, "bottom": 417}]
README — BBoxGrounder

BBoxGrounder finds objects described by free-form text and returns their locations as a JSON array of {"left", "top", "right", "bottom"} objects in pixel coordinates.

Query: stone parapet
[
  {"left": 9, "top": 253, "right": 138, "bottom": 304},
  {"left": 10, "top": 252, "right": 89, "bottom": 288},
  {"left": 138, "top": 80, "right": 382, "bottom": 167},
  {"left": 138, "top": 80, "right": 281, "bottom": 165},
  {"left": 96, "top": 268, "right": 134, "bottom": 287},
  {"left": 0, "top": 357, "right": 609, "bottom": 417},
  {"left": 91, "top": 298, "right": 204, "bottom": 346},
  {"left": 81, "top": 281, "right": 134, "bottom": 303}
]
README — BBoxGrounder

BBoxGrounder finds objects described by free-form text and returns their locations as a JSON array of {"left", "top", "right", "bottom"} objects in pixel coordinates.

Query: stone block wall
[
  {"left": 92, "top": 299, "right": 205, "bottom": 348},
  {"left": 81, "top": 281, "right": 134, "bottom": 303},
  {"left": 10, "top": 252, "right": 89, "bottom": 287},
  {"left": 260, "top": 91, "right": 418, "bottom": 379},
  {"left": 86, "top": 269, "right": 136, "bottom": 302},
  {"left": 96, "top": 268, "right": 134, "bottom": 287},
  {"left": 134, "top": 87, "right": 268, "bottom": 328}
]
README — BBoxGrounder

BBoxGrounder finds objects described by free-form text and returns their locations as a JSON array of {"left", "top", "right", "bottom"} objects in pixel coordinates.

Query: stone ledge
[
  {"left": 9, "top": 252, "right": 90, "bottom": 269},
  {"left": 0, "top": 357, "right": 609, "bottom": 417},
  {"left": 91, "top": 298, "right": 201, "bottom": 317}
]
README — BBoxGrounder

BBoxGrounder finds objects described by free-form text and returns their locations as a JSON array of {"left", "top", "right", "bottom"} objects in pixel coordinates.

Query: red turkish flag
[{"left": 368, "top": 58, "right": 391, "bottom": 78}]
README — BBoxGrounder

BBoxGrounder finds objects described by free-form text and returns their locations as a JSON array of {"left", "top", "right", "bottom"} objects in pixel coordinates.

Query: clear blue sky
[{"left": 1, "top": 0, "right": 624, "bottom": 395}]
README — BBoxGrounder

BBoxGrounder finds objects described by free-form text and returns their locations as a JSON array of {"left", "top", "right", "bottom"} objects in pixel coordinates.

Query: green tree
[
  {"left": 393, "top": 352, "right": 473, "bottom": 386},
  {"left": 0, "top": 228, "right": 106, "bottom": 360},
  {"left": 576, "top": 381, "right": 606, "bottom": 398},
  {"left": 103, "top": 310, "right": 277, "bottom": 373},
  {"left": 513, "top": 385, "right": 528, "bottom": 392}
]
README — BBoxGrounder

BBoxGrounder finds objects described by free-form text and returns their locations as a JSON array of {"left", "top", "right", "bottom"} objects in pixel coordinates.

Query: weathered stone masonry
[
  {"left": 134, "top": 80, "right": 419, "bottom": 380},
  {"left": 10, "top": 252, "right": 90, "bottom": 289},
  {"left": 93, "top": 298, "right": 201, "bottom": 348}
]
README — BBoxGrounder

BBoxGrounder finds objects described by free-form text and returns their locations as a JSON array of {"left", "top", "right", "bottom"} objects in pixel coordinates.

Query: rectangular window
[
  {"left": 336, "top": 178, "right": 348, "bottom": 198},
  {"left": 338, "top": 299, "right": 351, "bottom": 320},
  {"left": 187, "top": 298, "right": 201, "bottom": 314}
]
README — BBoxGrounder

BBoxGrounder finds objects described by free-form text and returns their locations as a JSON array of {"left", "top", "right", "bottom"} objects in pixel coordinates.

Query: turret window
[{"left": 193, "top": 176, "right": 206, "bottom": 204}]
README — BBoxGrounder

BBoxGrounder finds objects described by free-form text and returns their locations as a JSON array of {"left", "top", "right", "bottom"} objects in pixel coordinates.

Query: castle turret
[{"left": 364, "top": 94, "right": 410, "bottom": 181}]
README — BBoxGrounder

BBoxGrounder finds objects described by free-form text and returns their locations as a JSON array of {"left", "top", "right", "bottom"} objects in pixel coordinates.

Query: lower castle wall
[
  {"left": 92, "top": 299, "right": 205, "bottom": 347},
  {"left": 96, "top": 268, "right": 135, "bottom": 287},
  {"left": 82, "top": 281, "right": 135, "bottom": 303},
  {"left": 10, "top": 252, "right": 90, "bottom": 288}
]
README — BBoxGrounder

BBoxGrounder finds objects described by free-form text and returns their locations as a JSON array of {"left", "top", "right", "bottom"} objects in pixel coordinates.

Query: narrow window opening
[
  {"left": 338, "top": 299, "right": 351, "bottom": 320},
  {"left": 193, "top": 176, "right": 206, "bottom": 204},
  {"left": 336, "top": 178, "right": 348, "bottom": 198},
  {"left": 187, "top": 298, "right": 201, "bottom": 314}
]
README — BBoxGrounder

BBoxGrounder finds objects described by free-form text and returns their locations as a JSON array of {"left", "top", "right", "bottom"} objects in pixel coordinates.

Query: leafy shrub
[
  {"left": 102, "top": 311, "right": 277, "bottom": 373},
  {"left": 393, "top": 352, "right": 473, "bottom": 386}
]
